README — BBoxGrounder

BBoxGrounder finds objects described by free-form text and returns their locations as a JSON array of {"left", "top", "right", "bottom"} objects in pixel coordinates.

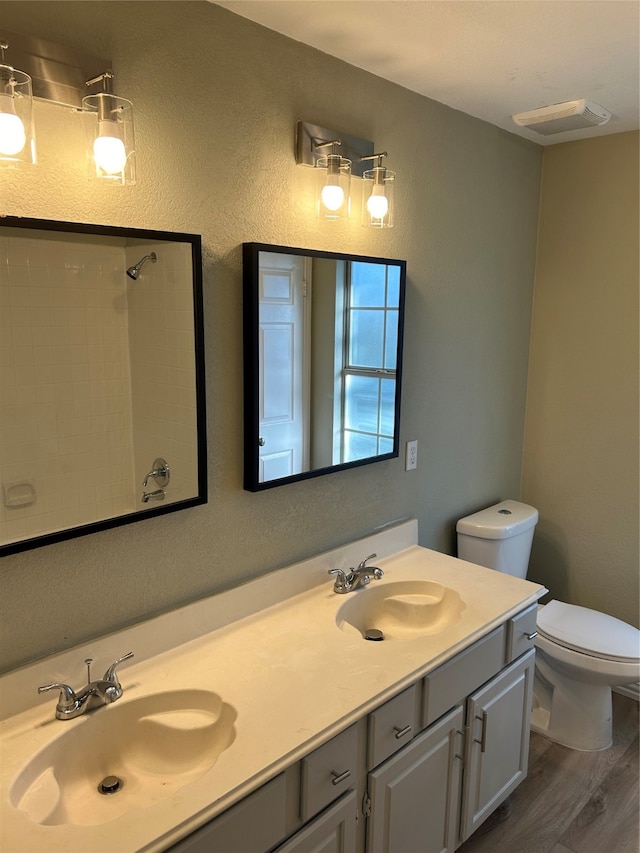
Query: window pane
[
  {"left": 384, "top": 310, "right": 398, "bottom": 370},
  {"left": 350, "top": 262, "right": 386, "bottom": 307},
  {"left": 386, "top": 265, "right": 400, "bottom": 307},
  {"left": 379, "top": 436, "right": 394, "bottom": 454},
  {"left": 380, "top": 379, "right": 396, "bottom": 436},
  {"left": 345, "top": 375, "right": 380, "bottom": 432},
  {"left": 344, "top": 431, "right": 378, "bottom": 462},
  {"left": 349, "top": 310, "right": 384, "bottom": 368}
]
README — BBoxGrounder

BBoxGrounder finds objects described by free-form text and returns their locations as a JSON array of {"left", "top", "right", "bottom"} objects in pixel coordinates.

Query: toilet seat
[{"left": 537, "top": 600, "right": 640, "bottom": 663}]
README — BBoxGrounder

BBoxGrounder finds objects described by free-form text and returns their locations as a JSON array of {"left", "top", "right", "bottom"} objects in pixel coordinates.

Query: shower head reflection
[{"left": 126, "top": 252, "right": 157, "bottom": 280}]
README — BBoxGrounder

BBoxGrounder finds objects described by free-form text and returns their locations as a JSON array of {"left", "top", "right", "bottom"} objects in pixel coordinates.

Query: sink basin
[
  {"left": 336, "top": 580, "right": 465, "bottom": 640},
  {"left": 10, "top": 689, "right": 237, "bottom": 826}
]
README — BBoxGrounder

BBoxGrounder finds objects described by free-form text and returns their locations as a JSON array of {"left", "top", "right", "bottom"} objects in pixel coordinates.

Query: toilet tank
[{"left": 456, "top": 500, "right": 539, "bottom": 578}]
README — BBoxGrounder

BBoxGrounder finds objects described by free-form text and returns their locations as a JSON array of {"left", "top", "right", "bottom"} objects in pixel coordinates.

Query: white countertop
[{"left": 0, "top": 520, "right": 546, "bottom": 853}]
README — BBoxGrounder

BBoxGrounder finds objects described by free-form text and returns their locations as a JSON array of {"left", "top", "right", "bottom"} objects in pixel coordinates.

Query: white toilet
[{"left": 456, "top": 499, "right": 640, "bottom": 751}]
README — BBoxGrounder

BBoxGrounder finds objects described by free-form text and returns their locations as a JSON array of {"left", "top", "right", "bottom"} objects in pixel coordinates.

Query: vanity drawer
[
  {"left": 506, "top": 604, "right": 538, "bottom": 662},
  {"left": 168, "top": 773, "right": 287, "bottom": 853},
  {"left": 300, "top": 723, "right": 359, "bottom": 821},
  {"left": 367, "top": 684, "right": 418, "bottom": 770},
  {"left": 422, "top": 625, "right": 506, "bottom": 727}
]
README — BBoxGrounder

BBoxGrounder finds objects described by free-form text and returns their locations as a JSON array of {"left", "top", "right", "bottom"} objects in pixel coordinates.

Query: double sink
[
  {"left": 11, "top": 577, "right": 464, "bottom": 828},
  {"left": 2, "top": 525, "right": 545, "bottom": 853}
]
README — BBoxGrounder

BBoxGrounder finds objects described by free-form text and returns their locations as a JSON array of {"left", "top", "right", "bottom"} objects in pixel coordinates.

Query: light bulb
[
  {"left": 93, "top": 121, "right": 127, "bottom": 175},
  {"left": 321, "top": 179, "right": 344, "bottom": 212},
  {"left": 367, "top": 185, "right": 389, "bottom": 220},
  {"left": 0, "top": 93, "right": 26, "bottom": 156}
]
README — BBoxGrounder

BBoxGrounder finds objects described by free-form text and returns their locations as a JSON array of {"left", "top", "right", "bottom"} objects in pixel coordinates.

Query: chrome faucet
[
  {"left": 329, "top": 554, "right": 384, "bottom": 594},
  {"left": 38, "top": 652, "right": 134, "bottom": 720}
]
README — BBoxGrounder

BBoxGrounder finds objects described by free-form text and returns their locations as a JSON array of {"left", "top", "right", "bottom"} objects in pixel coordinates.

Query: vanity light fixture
[
  {"left": 296, "top": 121, "right": 375, "bottom": 222},
  {"left": 315, "top": 139, "right": 351, "bottom": 220},
  {"left": 83, "top": 71, "right": 136, "bottom": 185},
  {"left": 0, "top": 29, "right": 135, "bottom": 184},
  {"left": 361, "top": 152, "right": 395, "bottom": 229},
  {"left": 0, "top": 41, "right": 36, "bottom": 165}
]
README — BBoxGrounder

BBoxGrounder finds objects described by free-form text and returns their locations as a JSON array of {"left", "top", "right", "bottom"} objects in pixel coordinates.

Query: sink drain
[
  {"left": 98, "top": 775, "right": 123, "bottom": 795},
  {"left": 364, "top": 628, "right": 384, "bottom": 641}
]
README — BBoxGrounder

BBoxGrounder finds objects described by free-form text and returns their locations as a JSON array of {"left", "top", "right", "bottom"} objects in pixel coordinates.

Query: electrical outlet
[{"left": 405, "top": 440, "right": 418, "bottom": 471}]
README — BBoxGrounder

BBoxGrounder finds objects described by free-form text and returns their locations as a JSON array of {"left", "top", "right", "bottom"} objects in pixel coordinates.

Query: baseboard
[{"left": 613, "top": 683, "right": 640, "bottom": 701}]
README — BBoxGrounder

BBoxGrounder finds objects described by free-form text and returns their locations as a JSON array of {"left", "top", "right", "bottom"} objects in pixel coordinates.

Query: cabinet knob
[{"left": 526, "top": 631, "right": 538, "bottom": 641}]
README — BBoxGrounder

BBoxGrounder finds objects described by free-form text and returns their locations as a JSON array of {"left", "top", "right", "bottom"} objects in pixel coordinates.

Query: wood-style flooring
[{"left": 458, "top": 693, "right": 639, "bottom": 853}]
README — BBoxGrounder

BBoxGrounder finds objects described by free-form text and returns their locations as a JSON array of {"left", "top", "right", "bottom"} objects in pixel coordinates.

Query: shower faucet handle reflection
[{"left": 142, "top": 457, "right": 170, "bottom": 488}]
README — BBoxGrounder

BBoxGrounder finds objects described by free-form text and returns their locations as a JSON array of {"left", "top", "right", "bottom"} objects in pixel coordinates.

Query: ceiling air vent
[{"left": 512, "top": 99, "right": 611, "bottom": 135}]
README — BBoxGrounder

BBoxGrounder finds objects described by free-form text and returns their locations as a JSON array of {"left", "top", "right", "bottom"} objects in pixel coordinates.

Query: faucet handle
[
  {"left": 356, "top": 554, "right": 384, "bottom": 580},
  {"left": 103, "top": 652, "right": 134, "bottom": 685},
  {"left": 37, "top": 682, "right": 77, "bottom": 711},
  {"left": 357, "top": 553, "right": 382, "bottom": 573},
  {"left": 328, "top": 568, "right": 353, "bottom": 593}
]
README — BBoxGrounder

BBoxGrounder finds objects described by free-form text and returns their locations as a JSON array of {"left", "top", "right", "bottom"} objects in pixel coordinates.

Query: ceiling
[{"left": 213, "top": 0, "right": 640, "bottom": 146}]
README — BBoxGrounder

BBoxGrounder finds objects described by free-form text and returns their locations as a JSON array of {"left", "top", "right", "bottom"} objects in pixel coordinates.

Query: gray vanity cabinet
[
  {"left": 167, "top": 610, "right": 537, "bottom": 853},
  {"left": 274, "top": 791, "right": 358, "bottom": 853},
  {"left": 366, "top": 705, "right": 464, "bottom": 853},
  {"left": 166, "top": 773, "right": 289, "bottom": 853},
  {"left": 364, "top": 625, "right": 536, "bottom": 852},
  {"left": 460, "top": 649, "right": 535, "bottom": 841}
]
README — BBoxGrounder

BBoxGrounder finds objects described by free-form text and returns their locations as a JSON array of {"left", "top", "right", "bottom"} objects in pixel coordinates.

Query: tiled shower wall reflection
[
  {"left": 0, "top": 230, "right": 197, "bottom": 547},
  {"left": 127, "top": 242, "right": 198, "bottom": 507}
]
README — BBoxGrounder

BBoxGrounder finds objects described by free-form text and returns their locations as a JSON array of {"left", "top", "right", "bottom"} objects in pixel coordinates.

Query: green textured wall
[
  {"left": 523, "top": 132, "right": 640, "bottom": 627},
  {"left": 0, "top": 2, "right": 542, "bottom": 671}
]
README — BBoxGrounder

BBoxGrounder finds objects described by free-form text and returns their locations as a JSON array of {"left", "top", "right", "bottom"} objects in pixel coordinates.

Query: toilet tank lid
[
  {"left": 456, "top": 500, "right": 539, "bottom": 539},
  {"left": 538, "top": 600, "right": 640, "bottom": 661}
]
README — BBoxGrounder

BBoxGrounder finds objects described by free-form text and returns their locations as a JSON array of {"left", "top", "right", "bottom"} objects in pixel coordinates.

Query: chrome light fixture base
[{"left": 296, "top": 121, "right": 374, "bottom": 178}]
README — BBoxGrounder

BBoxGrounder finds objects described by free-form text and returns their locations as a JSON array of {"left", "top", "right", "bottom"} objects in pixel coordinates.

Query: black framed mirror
[
  {"left": 243, "top": 243, "right": 406, "bottom": 491},
  {"left": 0, "top": 216, "right": 207, "bottom": 556}
]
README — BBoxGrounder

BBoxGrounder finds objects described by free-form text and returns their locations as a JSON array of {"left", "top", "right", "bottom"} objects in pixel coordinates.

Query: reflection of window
[{"left": 342, "top": 262, "right": 400, "bottom": 462}]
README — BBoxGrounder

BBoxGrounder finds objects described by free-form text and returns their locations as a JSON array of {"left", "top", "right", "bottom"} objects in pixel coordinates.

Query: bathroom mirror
[
  {"left": 243, "top": 243, "right": 406, "bottom": 491},
  {"left": 0, "top": 216, "right": 207, "bottom": 556}
]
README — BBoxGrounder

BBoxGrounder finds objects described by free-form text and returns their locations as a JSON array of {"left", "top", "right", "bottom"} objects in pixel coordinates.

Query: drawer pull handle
[
  {"left": 331, "top": 768, "right": 351, "bottom": 786},
  {"left": 474, "top": 711, "right": 488, "bottom": 753},
  {"left": 394, "top": 724, "right": 412, "bottom": 740},
  {"left": 526, "top": 631, "right": 538, "bottom": 641}
]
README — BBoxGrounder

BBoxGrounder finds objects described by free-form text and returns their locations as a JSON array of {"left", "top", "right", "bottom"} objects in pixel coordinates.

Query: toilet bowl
[
  {"left": 456, "top": 500, "right": 640, "bottom": 751},
  {"left": 531, "top": 600, "right": 640, "bottom": 750}
]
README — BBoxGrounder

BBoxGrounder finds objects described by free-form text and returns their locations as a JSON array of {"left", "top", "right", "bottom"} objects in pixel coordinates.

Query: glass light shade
[
  {"left": 0, "top": 67, "right": 36, "bottom": 166},
  {"left": 317, "top": 155, "right": 351, "bottom": 220},
  {"left": 94, "top": 123, "right": 127, "bottom": 174},
  {"left": 362, "top": 168, "right": 395, "bottom": 228},
  {"left": 82, "top": 92, "right": 136, "bottom": 185}
]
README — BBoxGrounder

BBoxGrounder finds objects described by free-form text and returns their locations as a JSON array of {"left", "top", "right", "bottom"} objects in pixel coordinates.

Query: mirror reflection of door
[{"left": 258, "top": 253, "right": 311, "bottom": 483}]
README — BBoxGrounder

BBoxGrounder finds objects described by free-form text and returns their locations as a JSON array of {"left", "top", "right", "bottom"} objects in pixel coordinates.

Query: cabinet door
[
  {"left": 460, "top": 649, "right": 535, "bottom": 842},
  {"left": 275, "top": 791, "right": 357, "bottom": 853},
  {"left": 366, "top": 705, "right": 464, "bottom": 853}
]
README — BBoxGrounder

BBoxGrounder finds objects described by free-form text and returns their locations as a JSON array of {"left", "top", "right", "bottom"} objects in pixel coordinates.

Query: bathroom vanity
[{"left": 0, "top": 520, "right": 545, "bottom": 853}]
